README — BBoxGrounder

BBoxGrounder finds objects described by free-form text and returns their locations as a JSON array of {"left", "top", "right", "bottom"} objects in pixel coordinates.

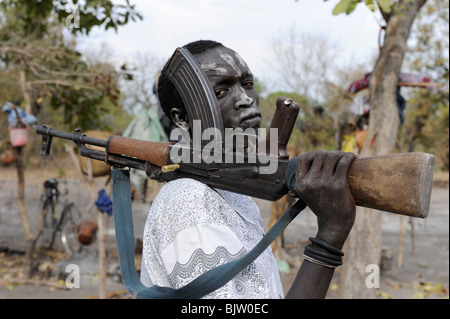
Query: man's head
[{"left": 158, "top": 40, "right": 261, "bottom": 132}]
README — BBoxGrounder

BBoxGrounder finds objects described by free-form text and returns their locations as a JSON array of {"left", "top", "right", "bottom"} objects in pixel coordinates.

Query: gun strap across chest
[{"left": 112, "top": 167, "right": 306, "bottom": 299}]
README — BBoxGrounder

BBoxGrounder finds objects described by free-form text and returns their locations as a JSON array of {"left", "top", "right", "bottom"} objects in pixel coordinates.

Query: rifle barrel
[{"left": 34, "top": 125, "right": 108, "bottom": 148}]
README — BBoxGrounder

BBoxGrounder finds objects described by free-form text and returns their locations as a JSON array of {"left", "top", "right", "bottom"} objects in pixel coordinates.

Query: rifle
[{"left": 34, "top": 112, "right": 434, "bottom": 219}]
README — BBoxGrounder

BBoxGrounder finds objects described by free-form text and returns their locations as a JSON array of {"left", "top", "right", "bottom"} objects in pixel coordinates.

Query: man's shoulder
[
  {"left": 164, "top": 177, "right": 211, "bottom": 190},
  {"left": 149, "top": 178, "right": 221, "bottom": 220},
  {"left": 158, "top": 178, "right": 215, "bottom": 200}
]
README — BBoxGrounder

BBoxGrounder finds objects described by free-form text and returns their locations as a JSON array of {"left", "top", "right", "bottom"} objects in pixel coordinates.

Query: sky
[{"left": 77, "top": 0, "right": 382, "bottom": 91}]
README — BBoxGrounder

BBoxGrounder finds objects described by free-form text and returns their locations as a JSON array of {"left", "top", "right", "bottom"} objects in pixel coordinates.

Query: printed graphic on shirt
[{"left": 168, "top": 246, "right": 246, "bottom": 285}]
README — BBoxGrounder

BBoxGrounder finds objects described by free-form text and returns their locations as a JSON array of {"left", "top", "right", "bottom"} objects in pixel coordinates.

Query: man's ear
[{"left": 170, "top": 108, "right": 190, "bottom": 130}]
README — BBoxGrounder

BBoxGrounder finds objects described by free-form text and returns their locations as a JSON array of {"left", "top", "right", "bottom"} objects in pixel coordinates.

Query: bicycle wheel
[
  {"left": 40, "top": 197, "right": 58, "bottom": 250},
  {"left": 60, "top": 203, "right": 83, "bottom": 255}
]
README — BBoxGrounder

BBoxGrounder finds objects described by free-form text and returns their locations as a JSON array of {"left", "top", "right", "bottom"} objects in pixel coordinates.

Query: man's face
[{"left": 195, "top": 46, "right": 261, "bottom": 130}]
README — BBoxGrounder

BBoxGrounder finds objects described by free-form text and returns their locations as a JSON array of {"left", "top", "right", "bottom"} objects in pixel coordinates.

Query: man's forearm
[
  {"left": 285, "top": 229, "right": 349, "bottom": 299},
  {"left": 285, "top": 261, "right": 336, "bottom": 299}
]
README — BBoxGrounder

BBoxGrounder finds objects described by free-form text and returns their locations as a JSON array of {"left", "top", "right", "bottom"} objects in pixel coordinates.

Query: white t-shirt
[{"left": 140, "top": 178, "right": 284, "bottom": 299}]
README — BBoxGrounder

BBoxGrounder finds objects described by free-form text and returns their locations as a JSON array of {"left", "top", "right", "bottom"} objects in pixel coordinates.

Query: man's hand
[
  {"left": 295, "top": 150, "right": 357, "bottom": 249},
  {"left": 286, "top": 151, "right": 357, "bottom": 299}
]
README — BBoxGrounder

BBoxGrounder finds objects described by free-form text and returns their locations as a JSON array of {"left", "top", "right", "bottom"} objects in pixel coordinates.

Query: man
[{"left": 140, "top": 40, "right": 356, "bottom": 299}]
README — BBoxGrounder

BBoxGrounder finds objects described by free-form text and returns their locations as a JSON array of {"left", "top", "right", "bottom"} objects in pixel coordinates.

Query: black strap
[{"left": 112, "top": 167, "right": 306, "bottom": 299}]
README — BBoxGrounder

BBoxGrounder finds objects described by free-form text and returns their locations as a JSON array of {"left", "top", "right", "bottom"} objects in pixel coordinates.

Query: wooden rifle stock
[{"left": 347, "top": 152, "right": 434, "bottom": 218}]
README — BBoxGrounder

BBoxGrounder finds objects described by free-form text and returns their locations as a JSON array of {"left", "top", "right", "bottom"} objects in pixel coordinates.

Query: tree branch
[
  {"left": 0, "top": 45, "right": 33, "bottom": 57},
  {"left": 30, "top": 79, "right": 95, "bottom": 89}
]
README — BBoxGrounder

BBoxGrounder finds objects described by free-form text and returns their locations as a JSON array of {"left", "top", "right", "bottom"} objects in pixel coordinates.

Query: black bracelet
[
  {"left": 303, "top": 254, "right": 338, "bottom": 269},
  {"left": 302, "top": 237, "right": 345, "bottom": 269},
  {"left": 304, "top": 244, "right": 342, "bottom": 262},
  {"left": 309, "top": 237, "right": 344, "bottom": 257},
  {"left": 303, "top": 249, "right": 343, "bottom": 267}
]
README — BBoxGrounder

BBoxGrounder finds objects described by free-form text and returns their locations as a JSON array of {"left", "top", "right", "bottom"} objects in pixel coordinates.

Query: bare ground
[{"left": 0, "top": 159, "right": 448, "bottom": 299}]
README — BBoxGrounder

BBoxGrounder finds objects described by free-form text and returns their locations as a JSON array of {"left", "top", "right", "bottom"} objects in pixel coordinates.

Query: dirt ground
[{"left": 0, "top": 159, "right": 448, "bottom": 299}]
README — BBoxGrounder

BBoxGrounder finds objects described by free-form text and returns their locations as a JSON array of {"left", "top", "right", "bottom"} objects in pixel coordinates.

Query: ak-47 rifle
[{"left": 34, "top": 48, "right": 435, "bottom": 219}]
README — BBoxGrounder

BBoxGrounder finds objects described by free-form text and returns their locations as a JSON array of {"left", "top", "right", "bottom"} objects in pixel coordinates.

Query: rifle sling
[{"left": 112, "top": 166, "right": 305, "bottom": 299}]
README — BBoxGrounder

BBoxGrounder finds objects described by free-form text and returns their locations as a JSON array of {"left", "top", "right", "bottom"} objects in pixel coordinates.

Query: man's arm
[{"left": 286, "top": 151, "right": 357, "bottom": 299}]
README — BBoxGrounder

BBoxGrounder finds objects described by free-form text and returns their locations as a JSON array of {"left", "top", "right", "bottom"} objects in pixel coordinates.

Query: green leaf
[
  {"left": 365, "top": 0, "right": 377, "bottom": 12},
  {"left": 332, "top": 0, "right": 354, "bottom": 15},
  {"left": 346, "top": 1, "right": 358, "bottom": 14},
  {"left": 377, "top": 0, "right": 394, "bottom": 13}
]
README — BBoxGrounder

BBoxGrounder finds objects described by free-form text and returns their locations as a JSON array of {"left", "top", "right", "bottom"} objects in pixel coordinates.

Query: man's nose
[{"left": 234, "top": 89, "right": 255, "bottom": 110}]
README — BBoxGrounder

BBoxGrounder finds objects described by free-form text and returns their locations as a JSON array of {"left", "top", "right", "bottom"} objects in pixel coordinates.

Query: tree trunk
[
  {"left": 97, "top": 210, "right": 106, "bottom": 299},
  {"left": 341, "top": 0, "right": 427, "bottom": 299},
  {"left": 15, "top": 147, "right": 37, "bottom": 277},
  {"left": 19, "top": 62, "right": 32, "bottom": 115}
]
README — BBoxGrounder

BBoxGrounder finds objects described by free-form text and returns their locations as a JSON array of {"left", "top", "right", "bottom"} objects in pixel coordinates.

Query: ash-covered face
[{"left": 195, "top": 46, "right": 261, "bottom": 130}]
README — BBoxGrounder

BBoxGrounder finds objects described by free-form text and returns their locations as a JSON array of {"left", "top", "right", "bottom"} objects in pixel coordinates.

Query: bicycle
[{"left": 39, "top": 178, "right": 84, "bottom": 255}]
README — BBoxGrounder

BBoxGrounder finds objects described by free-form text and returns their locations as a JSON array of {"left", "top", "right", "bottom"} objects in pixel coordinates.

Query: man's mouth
[{"left": 240, "top": 111, "right": 262, "bottom": 128}]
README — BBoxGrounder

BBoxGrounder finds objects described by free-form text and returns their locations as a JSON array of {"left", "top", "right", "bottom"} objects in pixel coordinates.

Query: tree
[
  {"left": 268, "top": 27, "right": 342, "bottom": 105},
  {"left": 119, "top": 52, "right": 165, "bottom": 114},
  {"left": 400, "top": 0, "right": 449, "bottom": 170},
  {"left": 0, "top": 0, "right": 141, "bottom": 129},
  {"left": 0, "top": 0, "right": 142, "bottom": 37},
  {"left": 327, "top": 0, "right": 429, "bottom": 298},
  {"left": 0, "top": 0, "right": 141, "bottom": 278},
  {"left": 267, "top": 26, "right": 366, "bottom": 151},
  {"left": 401, "top": 90, "right": 449, "bottom": 170}
]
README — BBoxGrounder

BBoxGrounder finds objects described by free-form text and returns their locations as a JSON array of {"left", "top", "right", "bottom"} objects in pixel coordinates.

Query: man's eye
[
  {"left": 215, "top": 89, "right": 227, "bottom": 97},
  {"left": 243, "top": 81, "right": 254, "bottom": 88}
]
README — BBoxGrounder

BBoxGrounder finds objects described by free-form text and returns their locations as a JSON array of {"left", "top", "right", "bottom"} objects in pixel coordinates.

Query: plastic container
[{"left": 9, "top": 127, "right": 29, "bottom": 147}]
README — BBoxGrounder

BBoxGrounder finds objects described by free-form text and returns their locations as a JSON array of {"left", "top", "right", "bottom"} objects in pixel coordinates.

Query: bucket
[
  {"left": 9, "top": 127, "right": 29, "bottom": 147},
  {"left": 0, "top": 148, "right": 17, "bottom": 165},
  {"left": 77, "top": 220, "right": 98, "bottom": 245}
]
